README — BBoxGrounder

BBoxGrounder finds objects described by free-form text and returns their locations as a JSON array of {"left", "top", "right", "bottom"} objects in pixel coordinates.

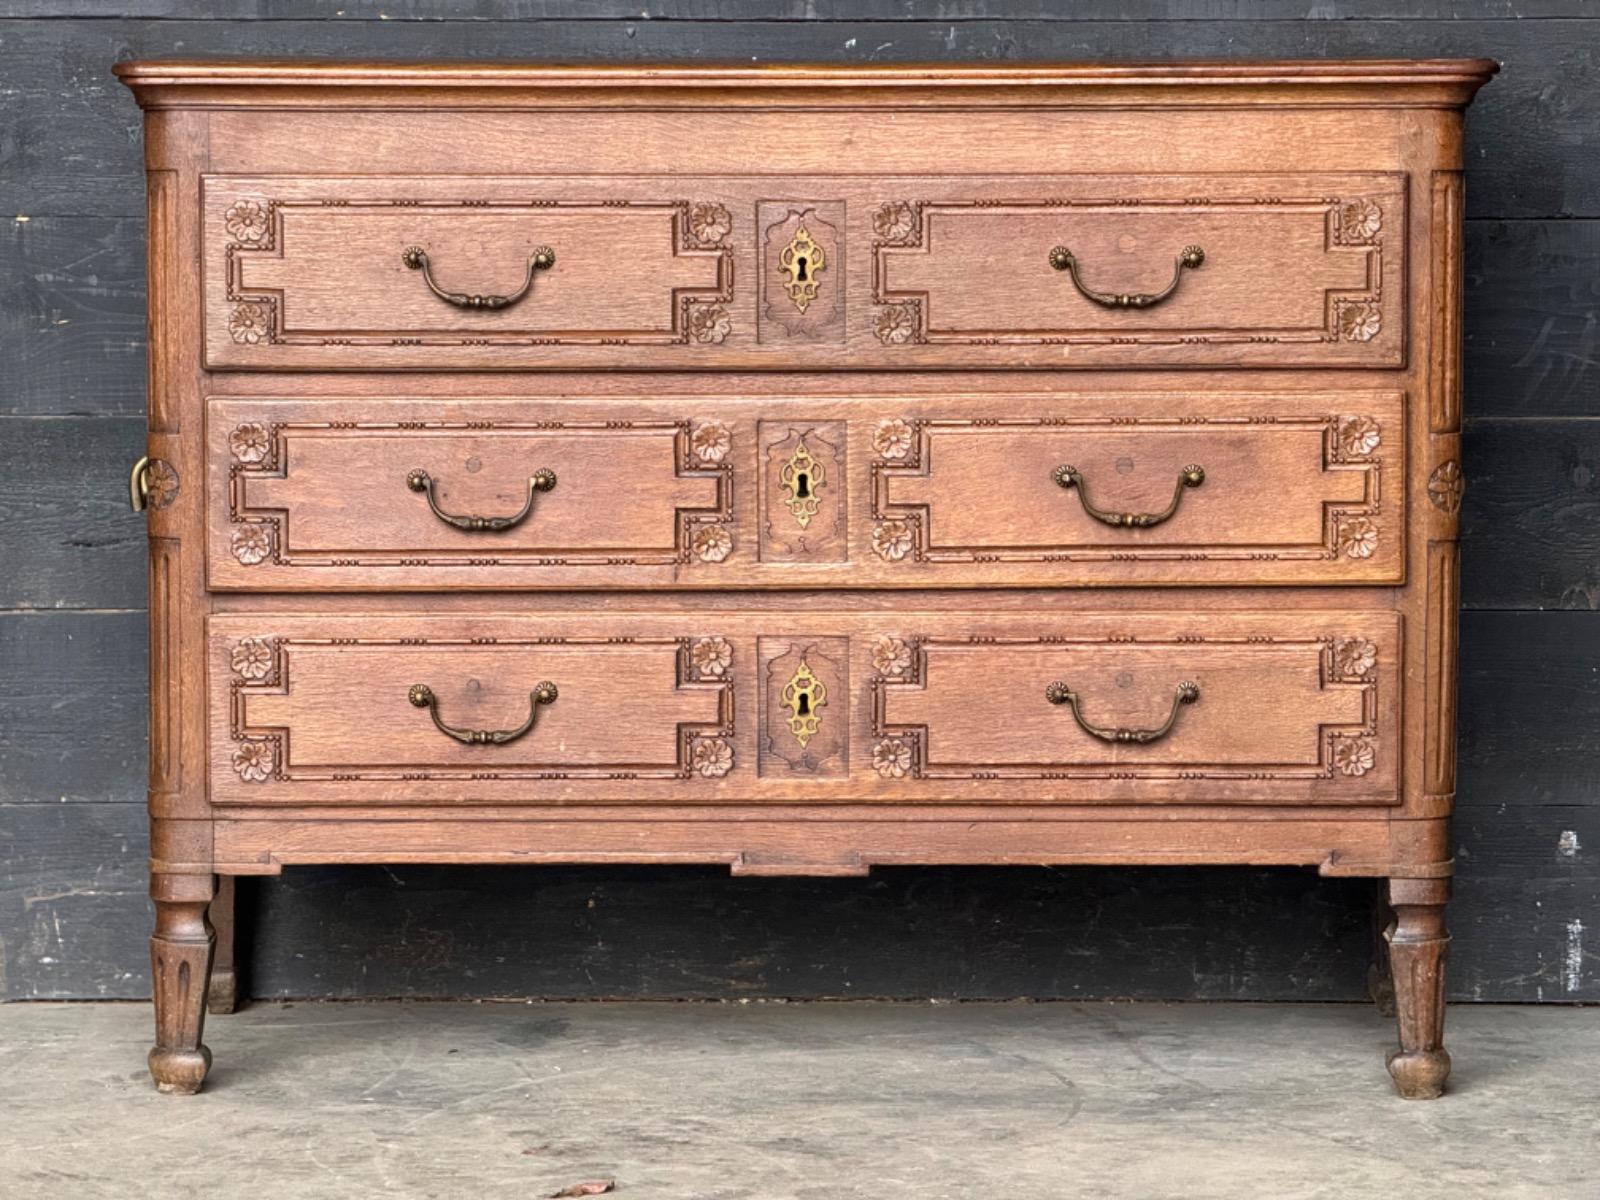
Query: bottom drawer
[{"left": 209, "top": 609, "right": 1400, "bottom": 807}]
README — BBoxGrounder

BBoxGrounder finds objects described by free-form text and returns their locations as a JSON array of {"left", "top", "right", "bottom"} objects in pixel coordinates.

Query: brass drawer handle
[
  {"left": 408, "top": 681, "right": 558, "bottom": 746},
  {"left": 406, "top": 467, "right": 557, "bottom": 532},
  {"left": 1053, "top": 463, "right": 1205, "bottom": 528},
  {"left": 1048, "top": 244, "right": 1204, "bottom": 309},
  {"left": 1046, "top": 680, "right": 1200, "bottom": 745},
  {"left": 401, "top": 245, "right": 554, "bottom": 311}
]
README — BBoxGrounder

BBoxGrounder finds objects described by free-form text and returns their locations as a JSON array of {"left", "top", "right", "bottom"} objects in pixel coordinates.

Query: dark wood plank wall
[{"left": 2, "top": 3, "right": 1596, "bottom": 1003}]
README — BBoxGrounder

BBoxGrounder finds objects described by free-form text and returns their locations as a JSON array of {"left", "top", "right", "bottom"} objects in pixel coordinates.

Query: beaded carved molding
[
  {"left": 869, "top": 631, "right": 1385, "bottom": 789},
  {"left": 218, "top": 190, "right": 734, "bottom": 349},
  {"left": 223, "top": 417, "right": 734, "bottom": 571},
  {"left": 223, "top": 634, "right": 735, "bottom": 788},
  {"left": 869, "top": 408, "right": 1393, "bottom": 568},
  {"left": 871, "top": 186, "right": 1395, "bottom": 350}
]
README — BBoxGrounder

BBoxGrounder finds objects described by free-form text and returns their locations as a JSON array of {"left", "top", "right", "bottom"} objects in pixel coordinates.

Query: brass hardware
[
  {"left": 1053, "top": 463, "right": 1205, "bottom": 528},
  {"left": 1046, "top": 679, "right": 1200, "bottom": 745},
  {"left": 129, "top": 455, "right": 152, "bottom": 512},
  {"left": 406, "top": 467, "right": 556, "bottom": 532},
  {"left": 401, "top": 244, "right": 554, "bottom": 311},
  {"left": 778, "top": 225, "right": 826, "bottom": 313},
  {"left": 1048, "top": 244, "right": 1204, "bottom": 309},
  {"left": 781, "top": 659, "right": 827, "bottom": 748},
  {"left": 778, "top": 439, "right": 826, "bottom": 530},
  {"left": 408, "top": 680, "right": 558, "bottom": 746}
]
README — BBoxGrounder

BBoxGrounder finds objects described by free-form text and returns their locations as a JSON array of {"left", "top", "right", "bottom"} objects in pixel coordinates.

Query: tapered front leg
[
  {"left": 1385, "top": 877, "right": 1450, "bottom": 1099},
  {"left": 149, "top": 873, "right": 216, "bottom": 1094}
]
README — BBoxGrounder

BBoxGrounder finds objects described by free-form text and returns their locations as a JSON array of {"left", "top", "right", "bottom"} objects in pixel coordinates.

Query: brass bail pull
[
  {"left": 1049, "top": 244, "right": 1205, "bottom": 309},
  {"left": 401, "top": 245, "right": 554, "bottom": 311},
  {"left": 1046, "top": 680, "right": 1200, "bottom": 745},
  {"left": 1053, "top": 463, "right": 1206, "bottom": 529},
  {"left": 129, "top": 456, "right": 152, "bottom": 512},
  {"left": 406, "top": 467, "right": 557, "bottom": 532},
  {"left": 408, "top": 681, "right": 559, "bottom": 746}
]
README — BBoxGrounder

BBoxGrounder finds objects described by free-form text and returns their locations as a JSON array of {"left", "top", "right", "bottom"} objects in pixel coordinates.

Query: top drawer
[{"left": 203, "top": 172, "right": 1405, "bottom": 371}]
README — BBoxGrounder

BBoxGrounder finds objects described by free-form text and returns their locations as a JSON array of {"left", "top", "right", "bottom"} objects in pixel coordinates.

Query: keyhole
[
  {"left": 795, "top": 470, "right": 810, "bottom": 499},
  {"left": 797, "top": 693, "right": 811, "bottom": 716},
  {"left": 796, "top": 255, "right": 809, "bottom": 282}
]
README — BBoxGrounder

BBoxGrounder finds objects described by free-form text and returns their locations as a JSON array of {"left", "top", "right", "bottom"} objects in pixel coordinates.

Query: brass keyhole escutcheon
[
  {"left": 779, "top": 225, "right": 826, "bottom": 313},
  {"left": 782, "top": 659, "right": 827, "bottom": 749},
  {"left": 779, "top": 439, "right": 826, "bottom": 530}
]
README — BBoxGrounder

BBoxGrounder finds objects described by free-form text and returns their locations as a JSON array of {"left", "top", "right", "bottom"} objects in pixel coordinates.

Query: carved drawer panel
[
  {"left": 869, "top": 173, "right": 1404, "bottom": 368},
  {"left": 209, "top": 392, "right": 1400, "bottom": 590},
  {"left": 205, "top": 175, "right": 736, "bottom": 369},
  {"left": 209, "top": 610, "right": 1398, "bottom": 807},
  {"left": 203, "top": 172, "right": 1400, "bottom": 370}
]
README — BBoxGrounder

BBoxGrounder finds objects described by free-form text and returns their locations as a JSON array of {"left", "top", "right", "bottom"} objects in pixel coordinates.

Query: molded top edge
[{"left": 114, "top": 57, "right": 1499, "bottom": 107}]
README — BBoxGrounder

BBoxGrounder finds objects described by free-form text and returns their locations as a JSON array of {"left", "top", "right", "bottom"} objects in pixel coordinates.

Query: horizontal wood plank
[{"left": 0, "top": 19, "right": 1573, "bottom": 220}]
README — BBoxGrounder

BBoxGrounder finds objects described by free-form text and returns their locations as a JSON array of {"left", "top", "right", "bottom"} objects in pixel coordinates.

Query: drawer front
[
  {"left": 209, "top": 610, "right": 1400, "bottom": 807},
  {"left": 204, "top": 172, "right": 1402, "bottom": 370},
  {"left": 208, "top": 392, "right": 1402, "bottom": 589}
]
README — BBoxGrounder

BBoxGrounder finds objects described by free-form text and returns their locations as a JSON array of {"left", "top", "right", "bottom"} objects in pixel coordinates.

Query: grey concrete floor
[{"left": 0, "top": 1002, "right": 1595, "bottom": 1199}]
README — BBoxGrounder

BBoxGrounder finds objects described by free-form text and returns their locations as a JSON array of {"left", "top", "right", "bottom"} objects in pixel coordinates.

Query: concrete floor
[{"left": 0, "top": 1002, "right": 1595, "bottom": 1199}]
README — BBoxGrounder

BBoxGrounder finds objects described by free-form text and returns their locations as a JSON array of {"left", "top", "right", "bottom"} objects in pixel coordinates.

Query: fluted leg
[
  {"left": 1385, "top": 877, "right": 1450, "bottom": 1099},
  {"left": 149, "top": 875, "right": 216, "bottom": 1094},
  {"left": 207, "top": 875, "right": 239, "bottom": 1015}
]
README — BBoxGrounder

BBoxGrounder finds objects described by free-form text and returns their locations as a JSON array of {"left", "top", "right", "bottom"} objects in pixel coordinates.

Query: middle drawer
[{"left": 208, "top": 391, "right": 1404, "bottom": 590}]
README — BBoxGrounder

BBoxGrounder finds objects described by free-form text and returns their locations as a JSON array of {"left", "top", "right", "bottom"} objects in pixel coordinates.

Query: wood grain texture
[{"left": 2, "top": 3, "right": 1594, "bottom": 1019}]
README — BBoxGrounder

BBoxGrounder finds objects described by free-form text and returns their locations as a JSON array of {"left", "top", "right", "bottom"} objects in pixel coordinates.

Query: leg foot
[
  {"left": 207, "top": 875, "right": 240, "bottom": 1015},
  {"left": 1385, "top": 877, "right": 1450, "bottom": 1100},
  {"left": 150, "top": 875, "right": 216, "bottom": 1095}
]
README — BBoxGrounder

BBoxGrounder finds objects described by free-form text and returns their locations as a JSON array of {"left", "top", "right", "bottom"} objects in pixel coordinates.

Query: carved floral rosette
[
  {"left": 222, "top": 196, "right": 281, "bottom": 345},
  {"left": 870, "top": 200, "right": 927, "bottom": 346},
  {"left": 680, "top": 634, "right": 737, "bottom": 779},
  {"left": 869, "top": 417, "right": 926, "bottom": 564},
  {"left": 678, "top": 200, "right": 736, "bottom": 346},
  {"left": 1321, "top": 634, "right": 1380, "bottom": 780},
  {"left": 682, "top": 418, "right": 737, "bottom": 565},
  {"left": 1321, "top": 414, "right": 1385, "bottom": 562},
  {"left": 869, "top": 633, "right": 926, "bottom": 779}
]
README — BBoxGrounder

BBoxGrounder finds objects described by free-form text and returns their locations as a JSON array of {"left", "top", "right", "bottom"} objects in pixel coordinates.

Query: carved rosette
[
  {"left": 690, "top": 636, "right": 733, "bottom": 680},
  {"left": 1336, "top": 300, "right": 1382, "bottom": 343},
  {"left": 230, "top": 523, "right": 275, "bottom": 566},
  {"left": 143, "top": 459, "right": 180, "bottom": 510},
  {"left": 689, "top": 736, "right": 734, "bottom": 778},
  {"left": 1331, "top": 637, "right": 1378, "bottom": 682},
  {"left": 873, "top": 302, "right": 921, "bottom": 346},
  {"left": 228, "top": 421, "right": 273, "bottom": 466},
  {"left": 873, "top": 201, "right": 919, "bottom": 244},
  {"left": 871, "top": 635, "right": 914, "bottom": 679},
  {"left": 1334, "top": 415, "right": 1383, "bottom": 460},
  {"left": 224, "top": 199, "right": 271, "bottom": 244},
  {"left": 1428, "top": 460, "right": 1464, "bottom": 514},
  {"left": 681, "top": 199, "right": 736, "bottom": 346},
  {"left": 232, "top": 740, "right": 276, "bottom": 783},
  {"left": 228, "top": 300, "right": 274, "bottom": 345},
  {"left": 872, "top": 418, "right": 916, "bottom": 462},
  {"left": 872, "top": 737, "right": 914, "bottom": 779},
  {"left": 1337, "top": 198, "right": 1383, "bottom": 245},
  {"left": 230, "top": 637, "right": 278, "bottom": 683},
  {"left": 1332, "top": 738, "right": 1376, "bottom": 777},
  {"left": 872, "top": 519, "right": 916, "bottom": 563},
  {"left": 691, "top": 420, "right": 732, "bottom": 465},
  {"left": 692, "top": 523, "right": 734, "bottom": 564},
  {"left": 1336, "top": 515, "right": 1379, "bottom": 560}
]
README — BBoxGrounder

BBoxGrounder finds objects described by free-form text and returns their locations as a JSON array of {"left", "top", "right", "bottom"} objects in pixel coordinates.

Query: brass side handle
[
  {"left": 1046, "top": 680, "right": 1200, "bottom": 745},
  {"left": 1048, "top": 244, "right": 1204, "bottom": 309},
  {"left": 129, "top": 455, "right": 152, "bottom": 512},
  {"left": 408, "top": 681, "right": 558, "bottom": 746},
  {"left": 406, "top": 467, "right": 556, "bottom": 532},
  {"left": 1053, "top": 463, "right": 1205, "bottom": 529},
  {"left": 401, "top": 245, "right": 554, "bottom": 311}
]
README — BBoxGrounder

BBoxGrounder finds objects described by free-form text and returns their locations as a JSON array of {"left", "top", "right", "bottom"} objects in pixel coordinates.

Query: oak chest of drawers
[{"left": 118, "top": 58, "right": 1495, "bottom": 1097}]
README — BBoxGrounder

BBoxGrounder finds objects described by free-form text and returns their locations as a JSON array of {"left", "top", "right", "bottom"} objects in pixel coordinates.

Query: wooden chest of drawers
[{"left": 118, "top": 58, "right": 1495, "bottom": 1098}]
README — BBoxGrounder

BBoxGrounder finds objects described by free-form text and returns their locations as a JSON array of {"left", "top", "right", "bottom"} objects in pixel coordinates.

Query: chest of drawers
[{"left": 118, "top": 58, "right": 1495, "bottom": 1098}]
